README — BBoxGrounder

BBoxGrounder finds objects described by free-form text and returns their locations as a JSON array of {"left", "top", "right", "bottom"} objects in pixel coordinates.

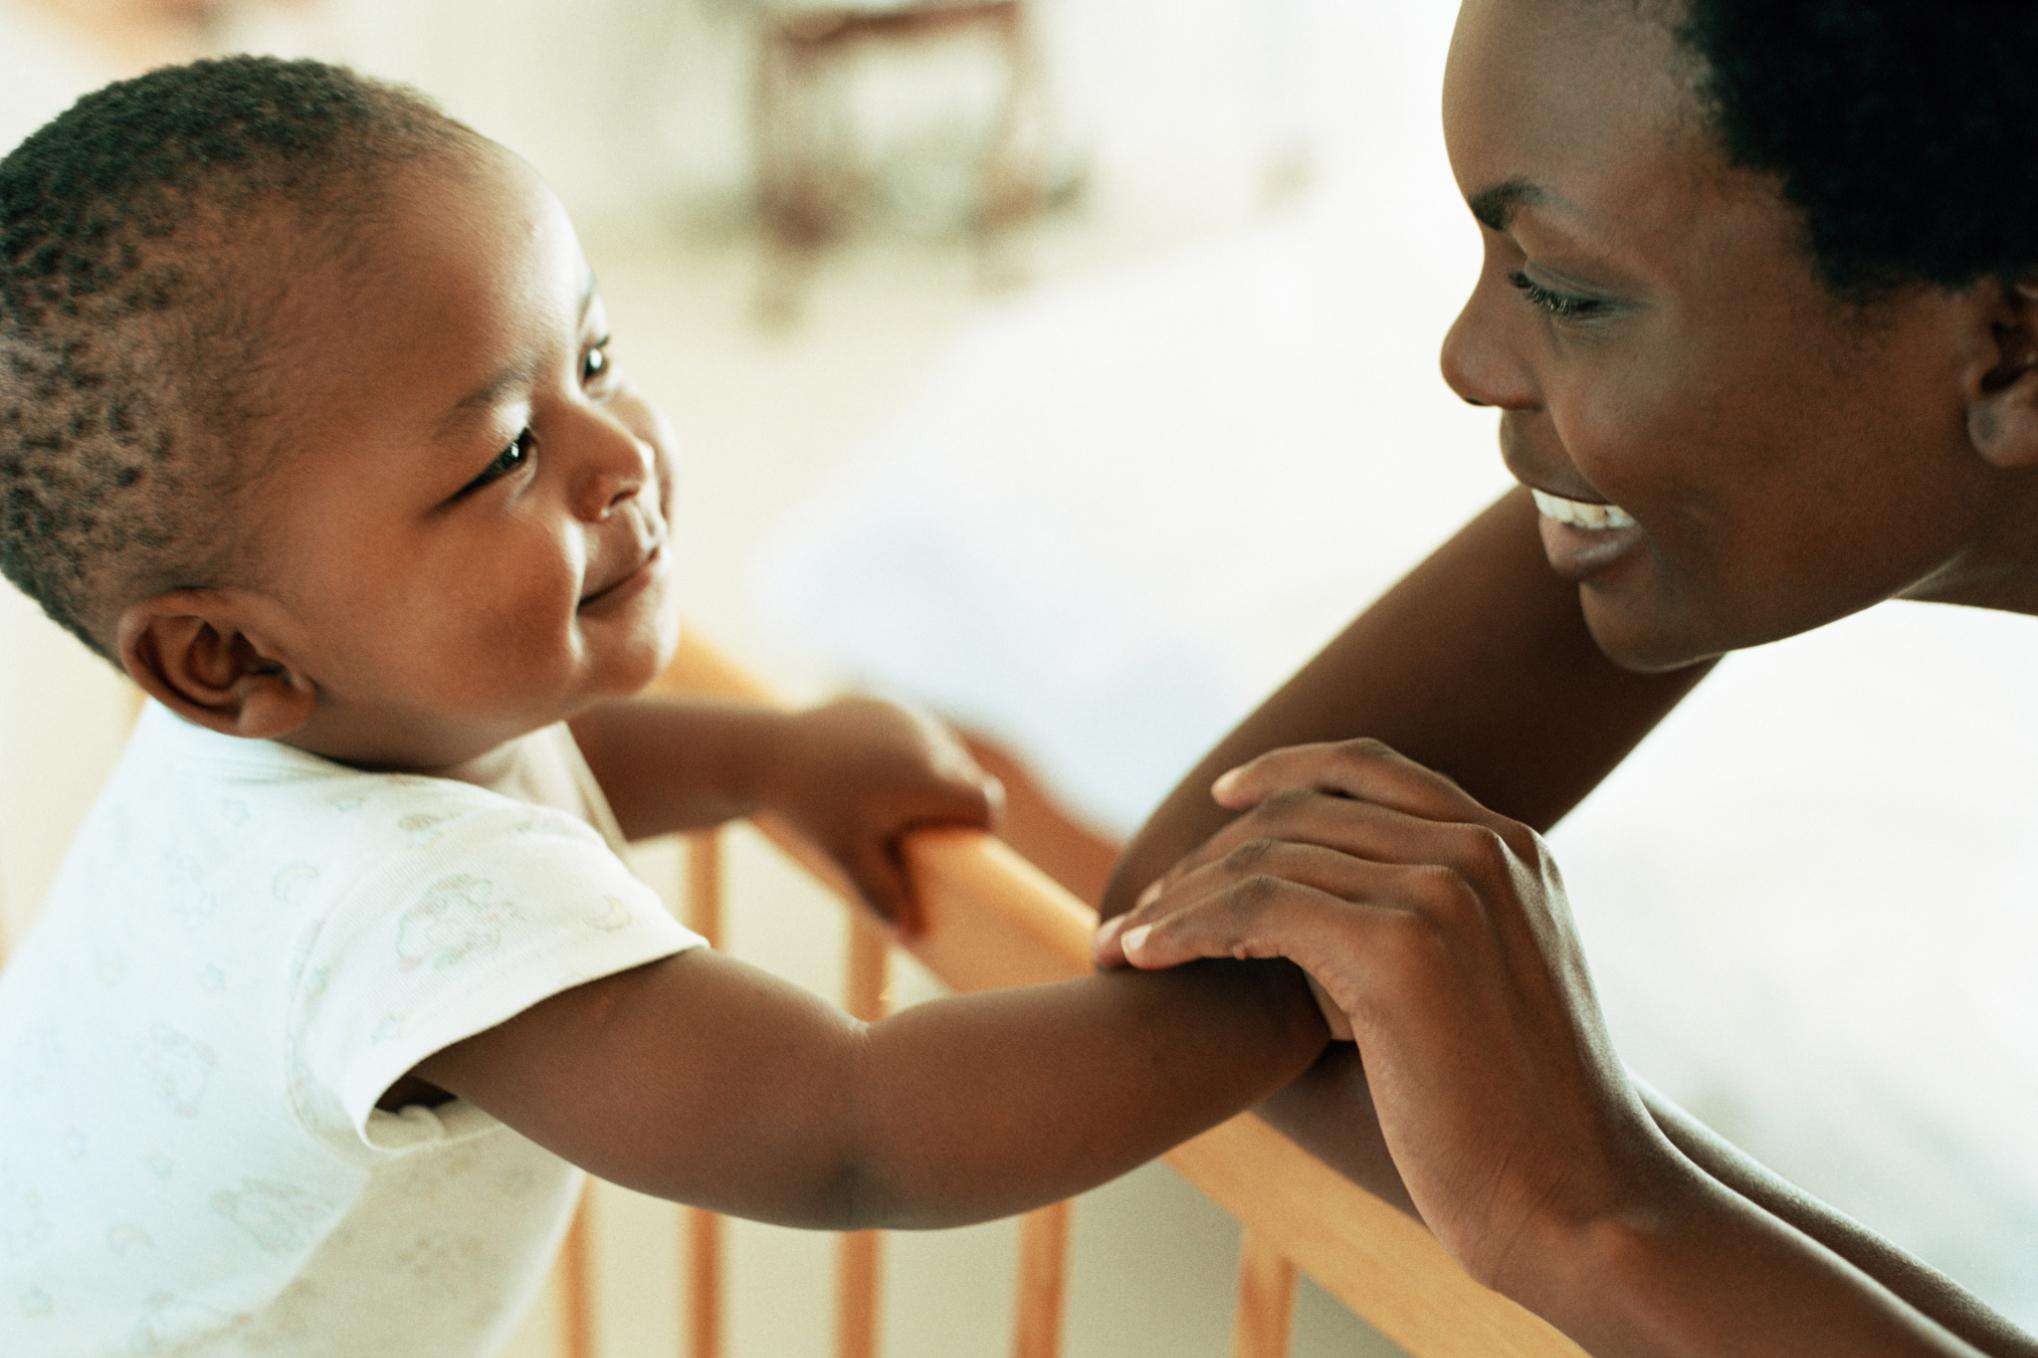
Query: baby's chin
[{"left": 577, "top": 581, "right": 685, "bottom": 699}]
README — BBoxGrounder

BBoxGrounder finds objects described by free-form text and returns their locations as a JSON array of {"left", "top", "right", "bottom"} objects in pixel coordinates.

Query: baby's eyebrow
[{"left": 430, "top": 272, "right": 600, "bottom": 443}]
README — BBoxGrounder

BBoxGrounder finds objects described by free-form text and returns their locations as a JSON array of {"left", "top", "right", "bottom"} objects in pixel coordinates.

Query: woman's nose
[{"left": 1439, "top": 285, "right": 1538, "bottom": 412}]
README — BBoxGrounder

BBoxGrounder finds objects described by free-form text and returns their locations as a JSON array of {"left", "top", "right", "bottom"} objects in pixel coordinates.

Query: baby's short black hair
[
  {"left": 1675, "top": 0, "right": 2038, "bottom": 297},
  {"left": 0, "top": 55, "right": 472, "bottom": 661}
]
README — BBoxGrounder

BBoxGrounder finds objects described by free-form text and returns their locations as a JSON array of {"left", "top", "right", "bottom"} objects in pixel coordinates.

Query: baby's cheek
[{"left": 434, "top": 583, "right": 577, "bottom": 698}]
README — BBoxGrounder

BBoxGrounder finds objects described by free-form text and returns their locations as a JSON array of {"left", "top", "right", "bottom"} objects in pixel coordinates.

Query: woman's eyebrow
[
  {"left": 1468, "top": 177, "right": 1633, "bottom": 277},
  {"left": 430, "top": 272, "right": 601, "bottom": 443},
  {"left": 1468, "top": 177, "right": 1558, "bottom": 231}
]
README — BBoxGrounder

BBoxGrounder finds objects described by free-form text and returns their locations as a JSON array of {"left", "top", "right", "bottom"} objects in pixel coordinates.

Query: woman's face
[{"left": 1439, "top": 0, "right": 2030, "bottom": 671}]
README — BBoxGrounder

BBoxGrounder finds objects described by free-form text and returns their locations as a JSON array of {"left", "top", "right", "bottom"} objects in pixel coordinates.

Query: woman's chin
[{"left": 1578, "top": 594, "right": 1720, "bottom": 675}]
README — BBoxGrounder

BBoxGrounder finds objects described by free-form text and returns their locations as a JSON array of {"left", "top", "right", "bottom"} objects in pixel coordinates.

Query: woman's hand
[
  {"left": 1092, "top": 737, "right": 1691, "bottom": 1303},
  {"left": 764, "top": 697, "right": 1003, "bottom": 936}
]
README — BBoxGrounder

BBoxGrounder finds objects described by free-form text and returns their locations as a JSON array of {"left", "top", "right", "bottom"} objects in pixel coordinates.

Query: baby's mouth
[{"left": 580, "top": 537, "right": 664, "bottom": 608}]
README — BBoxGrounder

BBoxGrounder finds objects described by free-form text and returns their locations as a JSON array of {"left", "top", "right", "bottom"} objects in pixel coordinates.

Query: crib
[{"left": 0, "top": 630, "right": 1583, "bottom": 1358}]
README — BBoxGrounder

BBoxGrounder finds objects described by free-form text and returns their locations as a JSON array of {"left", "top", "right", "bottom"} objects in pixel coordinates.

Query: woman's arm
[
  {"left": 1101, "top": 486, "right": 1714, "bottom": 917},
  {"left": 1636, "top": 1082, "right": 2038, "bottom": 1357},
  {"left": 1102, "top": 485, "right": 1713, "bottom": 1198},
  {"left": 1102, "top": 489, "right": 2037, "bottom": 1355},
  {"left": 1097, "top": 740, "right": 2024, "bottom": 1357}
]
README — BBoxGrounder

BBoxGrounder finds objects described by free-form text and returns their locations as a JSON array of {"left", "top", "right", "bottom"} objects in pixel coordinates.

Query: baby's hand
[{"left": 764, "top": 697, "right": 1002, "bottom": 936}]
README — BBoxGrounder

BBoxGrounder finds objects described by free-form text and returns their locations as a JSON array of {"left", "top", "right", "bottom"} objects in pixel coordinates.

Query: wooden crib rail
[
  {"left": 0, "top": 655, "right": 1580, "bottom": 1357},
  {"left": 638, "top": 631, "right": 1585, "bottom": 1358}
]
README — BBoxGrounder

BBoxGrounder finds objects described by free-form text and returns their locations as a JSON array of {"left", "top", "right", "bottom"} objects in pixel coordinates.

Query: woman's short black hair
[
  {"left": 0, "top": 55, "right": 469, "bottom": 660},
  {"left": 1677, "top": 0, "right": 2038, "bottom": 296}
]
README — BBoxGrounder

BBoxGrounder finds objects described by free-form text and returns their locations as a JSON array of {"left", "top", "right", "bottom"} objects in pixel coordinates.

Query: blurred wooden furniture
[
  {"left": 15, "top": 0, "right": 310, "bottom": 73},
  {"left": 750, "top": 0, "right": 1047, "bottom": 315}
]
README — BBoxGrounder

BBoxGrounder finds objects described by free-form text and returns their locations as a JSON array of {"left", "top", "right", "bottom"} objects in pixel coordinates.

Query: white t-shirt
[{"left": 0, "top": 702, "right": 707, "bottom": 1356}]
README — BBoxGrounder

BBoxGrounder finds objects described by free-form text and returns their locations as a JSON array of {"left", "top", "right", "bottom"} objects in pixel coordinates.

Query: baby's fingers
[
  {"left": 843, "top": 839, "right": 921, "bottom": 939},
  {"left": 922, "top": 768, "right": 1004, "bottom": 832}
]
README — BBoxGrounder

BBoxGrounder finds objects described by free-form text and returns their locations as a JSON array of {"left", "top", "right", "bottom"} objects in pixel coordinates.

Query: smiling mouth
[
  {"left": 580, "top": 541, "right": 663, "bottom": 608},
  {"left": 1530, "top": 488, "right": 1637, "bottom": 531}
]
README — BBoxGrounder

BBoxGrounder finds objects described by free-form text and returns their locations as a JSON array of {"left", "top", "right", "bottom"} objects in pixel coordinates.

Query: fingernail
[
  {"left": 1121, "top": 925, "right": 1153, "bottom": 956},
  {"left": 1094, "top": 915, "right": 1126, "bottom": 949},
  {"left": 1212, "top": 768, "right": 1244, "bottom": 799},
  {"left": 1136, "top": 880, "right": 1163, "bottom": 909}
]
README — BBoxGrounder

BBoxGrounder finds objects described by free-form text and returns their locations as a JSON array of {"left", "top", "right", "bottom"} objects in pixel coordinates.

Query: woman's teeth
[{"left": 1531, "top": 488, "right": 1637, "bottom": 531}]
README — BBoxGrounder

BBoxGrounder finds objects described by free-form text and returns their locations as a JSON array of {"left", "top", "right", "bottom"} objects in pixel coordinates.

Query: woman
[{"left": 1094, "top": 2, "right": 2038, "bottom": 1354}]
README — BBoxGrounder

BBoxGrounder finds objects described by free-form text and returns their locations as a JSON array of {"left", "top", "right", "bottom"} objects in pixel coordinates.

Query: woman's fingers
[
  {"left": 1212, "top": 737, "right": 1482, "bottom": 820},
  {"left": 1098, "top": 843, "right": 1454, "bottom": 972},
  {"left": 1119, "top": 881, "right": 1391, "bottom": 967},
  {"left": 1130, "top": 796, "right": 1420, "bottom": 908},
  {"left": 1109, "top": 873, "right": 1434, "bottom": 1046},
  {"left": 1116, "top": 838, "right": 1411, "bottom": 959},
  {"left": 1129, "top": 788, "right": 1537, "bottom": 917}
]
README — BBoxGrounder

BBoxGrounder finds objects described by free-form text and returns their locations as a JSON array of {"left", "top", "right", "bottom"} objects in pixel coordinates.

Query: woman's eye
[
  {"left": 582, "top": 336, "right": 613, "bottom": 385},
  {"left": 465, "top": 428, "right": 536, "bottom": 495},
  {"left": 1507, "top": 270, "right": 1607, "bottom": 322}
]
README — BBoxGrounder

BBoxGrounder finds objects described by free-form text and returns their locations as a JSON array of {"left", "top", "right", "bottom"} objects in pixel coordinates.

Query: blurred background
[{"left": 1, "top": 1, "right": 2033, "bottom": 1354}]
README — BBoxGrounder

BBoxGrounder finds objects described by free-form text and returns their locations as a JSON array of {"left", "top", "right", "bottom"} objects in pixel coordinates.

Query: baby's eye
[
  {"left": 464, "top": 428, "right": 536, "bottom": 496},
  {"left": 582, "top": 336, "right": 613, "bottom": 386}
]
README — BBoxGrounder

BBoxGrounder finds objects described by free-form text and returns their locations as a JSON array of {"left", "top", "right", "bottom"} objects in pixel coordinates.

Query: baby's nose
[{"left": 577, "top": 426, "right": 655, "bottom": 521}]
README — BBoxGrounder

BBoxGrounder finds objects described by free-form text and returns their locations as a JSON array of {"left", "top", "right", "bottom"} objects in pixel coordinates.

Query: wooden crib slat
[
  {"left": 837, "top": 1230, "right": 884, "bottom": 1358},
  {"left": 837, "top": 913, "right": 891, "bottom": 1358},
  {"left": 685, "top": 1203, "right": 722, "bottom": 1358},
  {"left": 649, "top": 633, "right": 1589, "bottom": 1358},
  {"left": 1011, "top": 1200, "right": 1071, "bottom": 1358},
  {"left": 559, "top": 1179, "right": 597, "bottom": 1358},
  {"left": 1231, "top": 1231, "right": 1296, "bottom": 1358},
  {"left": 683, "top": 832, "right": 728, "bottom": 1358}
]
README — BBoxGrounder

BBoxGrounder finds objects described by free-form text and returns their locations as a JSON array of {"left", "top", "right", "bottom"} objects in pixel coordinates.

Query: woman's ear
[
  {"left": 1965, "top": 276, "right": 2038, "bottom": 470},
  {"left": 115, "top": 589, "right": 317, "bottom": 740}
]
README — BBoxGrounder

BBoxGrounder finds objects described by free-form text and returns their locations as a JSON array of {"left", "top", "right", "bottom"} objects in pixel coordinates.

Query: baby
[{"left": 0, "top": 57, "right": 1325, "bottom": 1355}]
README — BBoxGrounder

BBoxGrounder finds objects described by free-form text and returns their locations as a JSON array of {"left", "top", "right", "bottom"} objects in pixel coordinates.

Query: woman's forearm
[
  {"left": 846, "top": 961, "right": 1328, "bottom": 1229},
  {"left": 1099, "top": 487, "right": 1715, "bottom": 1272},
  {"left": 1533, "top": 1160, "right": 1988, "bottom": 1358},
  {"left": 1094, "top": 489, "right": 2036, "bottom": 1351},
  {"left": 1101, "top": 487, "right": 1713, "bottom": 919},
  {"left": 1639, "top": 1082, "right": 2038, "bottom": 1357}
]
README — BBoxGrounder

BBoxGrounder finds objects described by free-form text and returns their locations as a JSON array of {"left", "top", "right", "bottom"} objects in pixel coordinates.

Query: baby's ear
[
  {"left": 115, "top": 590, "right": 316, "bottom": 740},
  {"left": 1965, "top": 275, "right": 2038, "bottom": 470}
]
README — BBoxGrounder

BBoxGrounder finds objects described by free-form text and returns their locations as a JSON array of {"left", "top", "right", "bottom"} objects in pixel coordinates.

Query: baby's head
[{"left": 0, "top": 57, "right": 679, "bottom": 771}]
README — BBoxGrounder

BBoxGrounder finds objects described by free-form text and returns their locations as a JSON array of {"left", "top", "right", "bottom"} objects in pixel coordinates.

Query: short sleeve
[{"left": 287, "top": 798, "right": 706, "bottom": 1159}]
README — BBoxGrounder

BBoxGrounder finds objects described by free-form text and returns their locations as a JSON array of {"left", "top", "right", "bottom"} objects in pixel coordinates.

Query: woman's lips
[
  {"left": 1529, "top": 487, "right": 1635, "bottom": 530},
  {"left": 1536, "top": 511, "right": 1644, "bottom": 584},
  {"left": 1528, "top": 489, "right": 1644, "bottom": 583}
]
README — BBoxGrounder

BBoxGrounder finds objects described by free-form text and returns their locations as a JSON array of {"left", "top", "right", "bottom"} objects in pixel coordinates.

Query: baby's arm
[
  {"left": 415, "top": 947, "right": 1325, "bottom": 1229},
  {"left": 568, "top": 694, "right": 998, "bottom": 933},
  {"left": 566, "top": 697, "right": 805, "bottom": 841}
]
